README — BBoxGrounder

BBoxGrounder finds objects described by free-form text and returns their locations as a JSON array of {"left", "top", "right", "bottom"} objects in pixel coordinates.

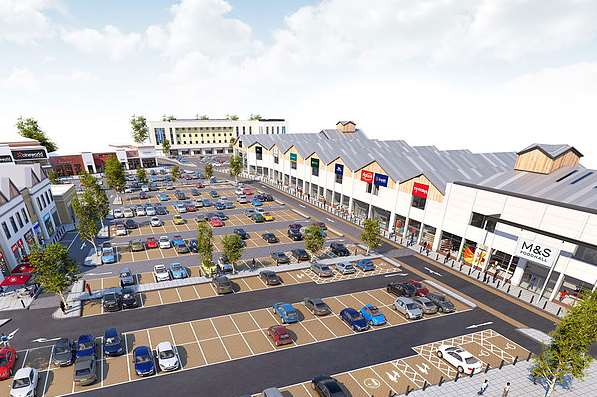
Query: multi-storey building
[
  {"left": 147, "top": 118, "right": 286, "bottom": 157},
  {"left": 236, "top": 121, "right": 597, "bottom": 300}
]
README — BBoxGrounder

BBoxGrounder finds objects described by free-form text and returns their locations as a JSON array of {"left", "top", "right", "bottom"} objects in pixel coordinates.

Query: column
[
  {"left": 510, "top": 258, "right": 527, "bottom": 286},
  {"left": 388, "top": 212, "right": 396, "bottom": 233},
  {"left": 432, "top": 230, "right": 442, "bottom": 251},
  {"left": 348, "top": 197, "right": 354, "bottom": 213},
  {"left": 548, "top": 272, "right": 565, "bottom": 301}
]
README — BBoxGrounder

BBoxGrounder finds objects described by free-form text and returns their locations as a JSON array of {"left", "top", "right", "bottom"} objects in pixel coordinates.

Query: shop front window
[
  {"left": 290, "top": 161, "right": 297, "bottom": 170},
  {"left": 411, "top": 195, "right": 426, "bottom": 210}
]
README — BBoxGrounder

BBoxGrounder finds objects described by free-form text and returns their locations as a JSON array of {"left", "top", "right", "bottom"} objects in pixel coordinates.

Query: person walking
[
  {"left": 60, "top": 300, "right": 66, "bottom": 314},
  {"left": 501, "top": 382, "right": 510, "bottom": 397},
  {"left": 478, "top": 379, "right": 489, "bottom": 395},
  {"left": 85, "top": 283, "right": 92, "bottom": 295}
]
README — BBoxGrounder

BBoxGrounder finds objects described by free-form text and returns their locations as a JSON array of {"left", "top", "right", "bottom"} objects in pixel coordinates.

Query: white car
[
  {"left": 436, "top": 345, "right": 483, "bottom": 375},
  {"left": 145, "top": 206, "right": 156, "bottom": 216},
  {"left": 255, "top": 208, "right": 265, "bottom": 214},
  {"left": 156, "top": 341, "right": 179, "bottom": 371},
  {"left": 135, "top": 206, "right": 146, "bottom": 216},
  {"left": 150, "top": 217, "right": 162, "bottom": 227},
  {"left": 237, "top": 195, "right": 247, "bottom": 204},
  {"left": 175, "top": 204, "right": 187, "bottom": 213},
  {"left": 159, "top": 236, "right": 171, "bottom": 249},
  {"left": 10, "top": 367, "right": 39, "bottom": 397},
  {"left": 235, "top": 188, "right": 244, "bottom": 195},
  {"left": 124, "top": 187, "right": 133, "bottom": 193},
  {"left": 112, "top": 208, "right": 124, "bottom": 218},
  {"left": 153, "top": 265, "right": 170, "bottom": 282},
  {"left": 115, "top": 224, "right": 127, "bottom": 236},
  {"left": 141, "top": 185, "right": 149, "bottom": 192},
  {"left": 123, "top": 208, "right": 134, "bottom": 218}
]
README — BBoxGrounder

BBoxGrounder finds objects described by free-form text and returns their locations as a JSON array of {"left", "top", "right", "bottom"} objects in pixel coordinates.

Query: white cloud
[
  {"left": 0, "top": 0, "right": 64, "bottom": 44},
  {"left": 61, "top": 25, "right": 142, "bottom": 61}
]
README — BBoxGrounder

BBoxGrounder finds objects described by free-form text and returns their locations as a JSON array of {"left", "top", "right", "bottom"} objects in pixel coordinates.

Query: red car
[
  {"left": 146, "top": 237, "right": 158, "bottom": 249},
  {"left": 209, "top": 217, "right": 224, "bottom": 227},
  {"left": 185, "top": 204, "right": 196, "bottom": 212},
  {"left": 267, "top": 325, "right": 292, "bottom": 346},
  {"left": 0, "top": 346, "right": 17, "bottom": 380},
  {"left": 408, "top": 280, "right": 429, "bottom": 296}
]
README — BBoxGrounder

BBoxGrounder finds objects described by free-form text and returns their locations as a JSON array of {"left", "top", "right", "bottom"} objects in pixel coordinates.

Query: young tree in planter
[
  {"left": 361, "top": 218, "right": 382, "bottom": 254},
  {"left": 304, "top": 225, "right": 326, "bottom": 259},
  {"left": 136, "top": 167, "right": 147, "bottom": 185},
  {"left": 531, "top": 289, "right": 597, "bottom": 396},
  {"left": 222, "top": 234, "right": 244, "bottom": 268},
  {"left": 72, "top": 194, "right": 100, "bottom": 255},
  {"left": 161, "top": 139, "right": 171, "bottom": 157},
  {"left": 171, "top": 165, "right": 180, "bottom": 182},
  {"left": 196, "top": 222, "right": 215, "bottom": 275},
  {"left": 30, "top": 243, "right": 79, "bottom": 307},
  {"left": 204, "top": 163, "right": 214, "bottom": 179},
  {"left": 130, "top": 115, "right": 148, "bottom": 143},
  {"left": 229, "top": 155, "right": 242, "bottom": 182},
  {"left": 79, "top": 172, "right": 110, "bottom": 228},
  {"left": 104, "top": 155, "right": 126, "bottom": 192}
]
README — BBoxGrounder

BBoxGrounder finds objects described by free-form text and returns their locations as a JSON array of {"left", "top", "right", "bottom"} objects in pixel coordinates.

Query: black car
[
  {"left": 190, "top": 188, "right": 200, "bottom": 196},
  {"left": 204, "top": 212, "right": 217, "bottom": 221},
  {"left": 233, "top": 228, "right": 249, "bottom": 239},
  {"left": 387, "top": 282, "right": 416, "bottom": 297},
  {"left": 262, "top": 193, "right": 274, "bottom": 202},
  {"left": 155, "top": 206, "right": 168, "bottom": 215},
  {"left": 188, "top": 239, "right": 198, "bottom": 253},
  {"left": 139, "top": 192, "right": 148, "bottom": 199},
  {"left": 426, "top": 293, "right": 455, "bottom": 313},
  {"left": 262, "top": 233, "right": 279, "bottom": 243},
  {"left": 303, "top": 298, "right": 331, "bottom": 316},
  {"left": 212, "top": 276, "right": 233, "bottom": 294},
  {"left": 287, "top": 228, "right": 303, "bottom": 241},
  {"left": 121, "top": 287, "right": 138, "bottom": 309},
  {"left": 271, "top": 251, "right": 290, "bottom": 264},
  {"left": 291, "top": 248, "right": 310, "bottom": 261},
  {"left": 102, "top": 292, "right": 122, "bottom": 312},
  {"left": 259, "top": 270, "right": 282, "bottom": 286},
  {"left": 215, "top": 211, "right": 228, "bottom": 220},
  {"left": 329, "top": 242, "right": 349, "bottom": 256},
  {"left": 175, "top": 191, "right": 187, "bottom": 200},
  {"left": 312, "top": 375, "right": 347, "bottom": 397},
  {"left": 52, "top": 338, "right": 74, "bottom": 366},
  {"left": 124, "top": 219, "right": 138, "bottom": 229}
]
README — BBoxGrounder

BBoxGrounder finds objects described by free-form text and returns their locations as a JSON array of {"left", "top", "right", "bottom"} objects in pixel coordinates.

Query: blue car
[
  {"left": 224, "top": 202, "right": 234, "bottom": 209},
  {"left": 169, "top": 263, "right": 188, "bottom": 279},
  {"left": 251, "top": 198, "right": 263, "bottom": 207},
  {"left": 133, "top": 346, "right": 156, "bottom": 376},
  {"left": 101, "top": 246, "right": 116, "bottom": 265},
  {"left": 75, "top": 334, "right": 96, "bottom": 358},
  {"left": 272, "top": 302, "right": 299, "bottom": 324},
  {"left": 209, "top": 190, "right": 219, "bottom": 198},
  {"left": 171, "top": 235, "right": 185, "bottom": 246},
  {"left": 202, "top": 198, "right": 213, "bottom": 207},
  {"left": 355, "top": 259, "right": 376, "bottom": 271},
  {"left": 360, "top": 304, "right": 386, "bottom": 326},
  {"left": 214, "top": 202, "right": 225, "bottom": 210},
  {"left": 215, "top": 211, "right": 228, "bottom": 220},
  {"left": 103, "top": 328, "right": 124, "bottom": 357},
  {"left": 340, "top": 308, "right": 369, "bottom": 332},
  {"left": 159, "top": 193, "right": 169, "bottom": 201}
]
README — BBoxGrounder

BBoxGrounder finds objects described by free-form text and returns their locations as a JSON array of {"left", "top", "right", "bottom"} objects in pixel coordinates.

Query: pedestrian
[
  {"left": 85, "top": 283, "right": 92, "bottom": 295},
  {"left": 252, "top": 257, "right": 256, "bottom": 268},
  {"left": 501, "top": 382, "right": 510, "bottom": 397},
  {"left": 478, "top": 379, "right": 489, "bottom": 395},
  {"left": 59, "top": 300, "right": 66, "bottom": 314}
]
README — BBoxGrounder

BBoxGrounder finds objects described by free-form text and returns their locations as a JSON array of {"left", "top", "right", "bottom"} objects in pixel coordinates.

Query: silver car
[
  {"left": 310, "top": 263, "right": 334, "bottom": 277},
  {"left": 73, "top": 356, "right": 97, "bottom": 386},
  {"left": 394, "top": 297, "right": 423, "bottom": 320},
  {"left": 335, "top": 262, "right": 356, "bottom": 275},
  {"left": 413, "top": 296, "right": 438, "bottom": 314}
]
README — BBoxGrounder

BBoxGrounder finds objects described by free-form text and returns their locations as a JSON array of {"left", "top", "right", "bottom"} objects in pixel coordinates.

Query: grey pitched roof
[{"left": 518, "top": 143, "right": 582, "bottom": 159}]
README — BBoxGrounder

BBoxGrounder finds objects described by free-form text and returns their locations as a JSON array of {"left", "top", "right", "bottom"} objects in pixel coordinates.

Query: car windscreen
[
  {"left": 79, "top": 341, "right": 93, "bottom": 350},
  {"left": 406, "top": 303, "right": 419, "bottom": 310},
  {"left": 55, "top": 342, "right": 70, "bottom": 354},
  {"left": 105, "top": 336, "right": 119, "bottom": 345},
  {"left": 0, "top": 356, "right": 8, "bottom": 366},
  {"left": 120, "top": 272, "right": 131, "bottom": 278},
  {"left": 135, "top": 354, "right": 151, "bottom": 364},
  {"left": 320, "top": 266, "right": 331, "bottom": 271},
  {"left": 369, "top": 307, "right": 380, "bottom": 315},
  {"left": 159, "top": 349, "right": 175, "bottom": 359},
  {"left": 314, "top": 302, "right": 327, "bottom": 309},
  {"left": 465, "top": 357, "right": 479, "bottom": 364},
  {"left": 75, "top": 367, "right": 91, "bottom": 376},
  {"left": 12, "top": 377, "right": 30, "bottom": 388}
]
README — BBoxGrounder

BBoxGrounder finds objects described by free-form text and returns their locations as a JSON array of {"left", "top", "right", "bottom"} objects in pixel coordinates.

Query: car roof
[
  {"left": 14, "top": 367, "right": 34, "bottom": 378},
  {"left": 342, "top": 307, "right": 358, "bottom": 314},
  {"left": 133, "top": 346, "right": 151, "bottom": 355},
  {"left": 156, "top": 341, "right": 173, "bottom": 350},
  {"left": 78, "top": 334, "right": 93, "bottom": 342},
  {"left": 396, "top": 296, "right": 415, "bottom": 303},
  {"left": 75, "top": 356, "right": 94, "bottom": 368}
]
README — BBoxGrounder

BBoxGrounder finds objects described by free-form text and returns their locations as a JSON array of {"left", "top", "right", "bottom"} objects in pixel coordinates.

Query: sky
[{"left": 1, "top": 0, "right": 597, "bottom": 168}]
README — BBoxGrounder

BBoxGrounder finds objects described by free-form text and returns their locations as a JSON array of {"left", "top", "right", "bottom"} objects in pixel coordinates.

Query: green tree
[
  {"left": 104, "top": 155, "right": 126, "bottom": 192},
  {"left": 161, "top": 115, "right": 176, "bottom": 121},
  {"left": 229, "top": 155, "right": 242, "bottom": 182},
  {"left": 196, "top": 222, "right": 215, "bottom": 275},
  {"left": 361, "top": 218, "right": 381, "bottom": 254},
  {"left": 532, "top": 289, "right": 597, "bottom": 396},
  {"left": 204, "top": 163, "right": 214, "bottom": 179},
  {"left": 79, "top": 172, "right": 110, "bottom": 228},
  {"left": 304, "top": 225, "right": 325, "bottom": 259},
  {"left": 30, "top": 243, "right": 79, "bottom": 307},
  {"left": 47, "top": 170, "right": 59, "bottom": 184},
  {"left": 15, "top": 117, "right": 57, "bottom": 152},
  {"left": 171, "top": 165, "right": 180, "bottom": 182},
  {"left": 222, "top": 234, "right": 244, "bottom": 267},
  {"left": 199, "top": 115, "right": 209, "bottom": 120},
  {"left": 72, "top": 194, "right": 100, "bottom": 255},
  {"left": 248, "top": 114, "right": 262, "bottom": 121},
  {"left": 136, "top": 167, "right": 147, "bottom": 184},
  {"left": 229, "top": 137, "right": 236, "bottom": 148},
  {"left": 225, "top": 114, "right": 239, "bottom": 120},
  {"left": 161, "top": 139, "right": 171, "bottom": 157},
  {"left": 130, "top": 115, "right": 148, "bottom": 143}
]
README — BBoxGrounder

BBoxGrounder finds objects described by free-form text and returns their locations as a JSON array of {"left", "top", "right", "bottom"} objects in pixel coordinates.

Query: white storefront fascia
[{"left": 0, "top": 198, "right": 34, "bottom": 267}]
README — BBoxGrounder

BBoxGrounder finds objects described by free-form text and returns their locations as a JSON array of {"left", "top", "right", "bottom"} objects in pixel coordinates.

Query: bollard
[
  {"left": 513, "top": 356, "right": 519, "bottom": 366},
  {"left": 507, "top": 285, "right": 511, "bottom": 294},
  {"left": 527, "top": 351, "right": 533, "bottom": 361},
  {"left": 496, "top": 281, "right": 501, "bottom": 289},
  {"left": 405, "top": 385, "right": 411, "bottom": 395},
  {"left": 499, "top": 359, "right": 505, "bottom": 370},
  {"left": 469, "top": 369, "right": 474, "bottom": 378},
  {"left": 530, "top": 295, "right": 534, "bottom": 304},
  {"left": 517, "top": 290, "right": 522, "bottom": 298},
  {"left": 476, "top": 272, "right": 480, "bottom": 280},
  {"left": 468, "top": 267, "right": 472, "bottom": 275},
  {"left": 422, "top": 381, "right": 428, "bottom": 391},
  {"left": 543, "top": 300, "right": 548, "bottom": 310},
  {"left": 459, "top": 263, "right": 463, "bottom": 271},
  {"left": 454, "top": 371, "right": 460, "bottom": 382},
  {"left": 556, "top": 307, "right": 562, "bottom": 316},
  {"left": 438, "top": 376, "right": 444, "bottom": 386},
  {"left": 484, "top": 363, "right": 490, "bottom": 373}
]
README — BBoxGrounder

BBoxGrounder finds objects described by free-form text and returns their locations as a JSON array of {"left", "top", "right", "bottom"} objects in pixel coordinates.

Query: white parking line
[
  {"left": 41, "top": 345, "right": 54, "bottom": 397},
  {"left": 124, "top": 335, "right": 132, "bottom": 382},
  {"left": 209, "top": 318, "right": 232, "bottom": 361}
]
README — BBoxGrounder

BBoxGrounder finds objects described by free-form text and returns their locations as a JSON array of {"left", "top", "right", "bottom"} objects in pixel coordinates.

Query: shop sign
[
  {"left": 0, "top": 155, "right": 12, "bottom": 163},
  {"left": 515, "top": 238, "right": 560, "bottom": 267},
  {"left": 0, "top": 249, "right": 8, "bottom": 276},
  {"left": 17, "top": 239, "right": 24, "bottom": 248},
  {"left": 334, "top": 163, "right": 344, "bottom": 175},
  {"left": 412, "top": 182, "right": 429, "bottom": 198},
  {"left": 289, "top": 153, "right": 297, "bottom": 161},
  {"left": 310, "top": 158, "right": 319, "bottom": 168},
  {"left": 11, "top": 149, "right": 47, "bottom": 160},
  {"left": 374, "top": 173, "right": 388, "bottom": 187},
  {"left": 472, "top": 243, "right": 488, "bottom": 267},
  {"left": 24, "top": 230, "right": 35, "bottom": 246},
  {"left": 361, "top": 170, "right": 373, "bottom": 183}
]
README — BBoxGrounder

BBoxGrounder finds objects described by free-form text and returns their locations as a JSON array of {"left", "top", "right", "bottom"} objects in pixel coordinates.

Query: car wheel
[
  {"left": 437, "top": 351, "right": 443, "bottom": 358},
  {"left": 457, "top": 366, "right": 464, "bottom": 373}
]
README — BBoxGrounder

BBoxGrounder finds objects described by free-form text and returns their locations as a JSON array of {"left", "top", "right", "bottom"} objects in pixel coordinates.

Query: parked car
[
  {"left": 175, "top": 203, "right": 187, "bottom": 213},
  {"left": 75, "top": 335, "right": 96, "bottom": 359},
  {"left": 215, "top": 211, "right": 228, "bottom": 220},
  {"left": 209, "top": 190, "right": 219, "bottom": 198},
  {"left": 272, "top": 302, "right": 299, "bottom": 324},
  {"left": 291, "top": 248, "right": 310, "bottom": 262},
  {"left": 251, "top": 198, "right": 263, "bottom": 207},
  {"left": 9, "top": 367, "right": 39, "bottom": 397},
  {"left": 408, "top": 280, "right": 430, "bottom": 296},
  {"left": 158, "top": 193, "right": 169, "bottom": 201},
  {"left": 124, "top": 219, "right": 138, "bottom": 229},
  {"left": 436, "top": 345, "right": 482, "bottom": 374},
  {"left": 52, "top": 338, "right": 74, "bottom": 367},
  {"left": 156, "top": 341, "right": 179, "bottom": 372},
  {"left": 115, "top": 223, "right": 127, "bottom": 236},
  {"left": 340, "top": 308, "right": 369, "bottom": 331},
  {"left": 386, "top": 282, "right": 416, "bottom": 297},
  {"left": 0, "top": 346, "right": 17, "bottom": 380},
  {"left": 214, "top": 202, "right": 225, "bottom": 210},
  {"left": 119, "top": 267, "right": 135, "bottom": 286},
  {"left": 360, "top": 304, "right": 386, "bottom": 326},
  {"left": 412, "top": 296, "right": 438, "bottom": 314},
  {"left": 261, "top": 232, "right": 279, "bottom": 243},
  {"left": 311, "top": 375, "right": 347, "bottom": 397},
  {"left": 209, "top": 217, "right": 224, "bottom": 227},
  {"left": 121, "top": 287, "right": 138, "bottom": 309},
  {"left": 263, "top": 212, "right": 275, "bottom": 222},
  {"left": 135, "top": 206, "right": 146, "bottom": 216},
  {"left": 190, "top": 188, "right": 200, "bottom": 196},
  {"left": 133, "top": 346, "right": 155, "bottom": 377},
  {"left": 145, "top": 206, "right": 156, "bottom": 216},
  {"left": 188, "top": 239, "right": 198, "bottom": 253},
  {"left": 159, "top": 236, "right": 171, "bottom": 249},
  {"left": 101, "top": 245, "right": 116, "bottom": 264},
  {"left": 175, "top": 191, "right": 187, "bottom": 200},
  {"left": 224, "top": 201, "right": 234, "bottom": 209},
  {"left": 233, "top": 228, "right": 249, "bottom": 239},
  {"left": 203, "top": 212, "right": 217, "bottom": 221},
  {"left": 130, "top": 239, "right": 144, "bottom": 252},
  {"left": 303, "top": 297, "right": 331, "bottom": 316},
  {"left": 123, "top": 208, "right": 134, "bottom": 218},
  {"left": 310, "top": 263, "right": 334, "bottom": 277},
  {"left": 146, "top": 237, "right": 158, "bottom": 249},
  {"left": 202, "top": 198, "right": 213, "bottom": 207},
  {"left": 335, "top": 262, "right": 356, "bottom": 275},
  {"left": 287, "top": 228, "right": 303, "bottom": 241},
  {"left": 426, "top": 293, "right": 455, "bottom": 313},
  {"left": 194, "top": 200, "right": 204, "bottom": 208},
  {"left": 212, "top": 275, "right": 233, "bottom": 294},
  {"left": 394, "top": 297, "right": 423, "bottom": 319},
  {"left": 237, "top": 195, "right": 248, "bottom": 204},
  {"left": 184, "top": 203, "right": 196, "bottom": 212},
  {"left": 355, "top": 258, "right": 375, "bottom": 271},
  {"left": 155, "top": 206, "right": 168, "bottom": 215},
  {"left": 244, "top": 209, "right": 255, "bottom": 218},
  {"left": 103, "top": 328, "right": 124, "bottom": 357},
  {"left": 259, "top": 270, "right": 282, "bottom": 286},
  {"left": 173, "top": 215, "right": 186, "bottom": 225},
  {"left": 112, "top": 208, "right": 123, "bottom": 218},
  {"left": 267, "top": 325, "right": 292, "bottom": 346},
  {"left": 271, "top": 251, "right": 290, "bottom": 264},
  {"left": 174, "top": 241, "right": 189, "bottom": 254},
  {"left": 169, "top": 263, "right": 188, "bottom": 279},
  {"left": 102, "top": 292, "right": 122, "bottom": 312},
  {"left": 329, "top": 242, "right": 350, "bottom": 256},
  {"left": 253, "top": 213, "right": 265, "bottom": 223},
  {"left": 153, "top": 264, "right": 170, "bottom": 282}
]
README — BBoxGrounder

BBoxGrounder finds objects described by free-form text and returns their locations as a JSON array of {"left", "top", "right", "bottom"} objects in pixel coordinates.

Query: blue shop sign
[
  {"left": 374, "top": 173, "right": 388, "bottom": 187},
  {"left": 334, "top": 163, "right": 344, "bottom": 175}
]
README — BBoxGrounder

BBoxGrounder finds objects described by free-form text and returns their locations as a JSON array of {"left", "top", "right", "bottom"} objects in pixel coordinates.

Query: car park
[
  {"left": 119, "top": 267, "right": 135, "bottom": 286},
  {"left": 394, "top": 297, "right": 423, "bottom": 319},
  {"left": 150, "top": 217, "right": 162, "bottom": 227},
  {"left": 436, "top": 345, "right": 482, "bottom": 374},
  {"left": 360, "top": 304, "right": 386, "bottom": 326},
  {"left": 133, "top": 346, "right": 156, "bottom": 377},
  {"left": 121, "top": 287, "right": 138, "bottom": 309},
  {"left": 267, "top": 325, "right": 292, "bottom": 346},
  {"left": 130, "top": 239, "right": 145, "bottom": 252},
  {"left": 112, "top": 208, "right": 124, "bottom": 218},
  {"left": 412, "top": 296, "right": 439, "bottom": 314},
  {"left": 287, "top": 228, "right": 303, "bottom": 241},
  {"left": 145, "top": 206, "right": 156, "bottom": 216},
  {"left": 329, "top": 242, "right": 350, "bottom": 256},
  {"left": 135, "top": 206, "right": 146, "bottom": 216},
  {"left": 261, "top": 232, "right": 279, "bottom": 243},
  {"left": 386, "top": 282, "right": 416, "bottom": 297},
  {"left": 103, "top": 328, "right": 124, "bottom": 357},
  {"left": 303, "top": 297, "right": 331, "bottom": 316},
  {"left": 212, "top": 275, "right": 233, "bottom": 294},
  {"left": 251, "top": 198, "right": 262, "bottom": 207},
  {"left": 75, "top": 335, "right": 96, "bottom": 359},
  {"left": 272, "top": 302, "right": 299, "bottom": 324},
  {"left": 209, "top": 217, "right": 224, "bottom": 227},
  {"left": 10, "top": 367, "right": 39, "bottom": 397},
  {"left": 426, "top": 293, "right": 455, "bottom": 313},
  {"left": 155, "top": 206, "right": 168, "bottom": 215},
  {"left": 124, "top": 219, "right": 138, "bottom": 229},
  {"left": 159, "top": 236, "right": 171, "bottom": 249},
  {"left": 115, "top": 223, "right": 127, "bottom": 236},
  {"left": 153, "top": 265, "right": 171, "bottom": 282},
  {"left": 169, "top": 263, "right": 188, "bottom": 279},
  {"left": 408, "top": 279, "right": 430, "bottom": 296},
  {"left": 175, "top": 203, "right": 187, "bottom": 213},
  {"left": 156, "top": 341, "right": 179, "bottom": 372},
  {"left": 173, "top": 215, "right": 186, "bottom": 225},
  {"left": 340, "top": 308, "right": 369, "bottom": 331},
  {"left": 271, "top": 251, "right": 290, "bottom": 264},
  {"left": 355, "top": 258, "right": 375, "bottom": 271},
  {"left": 335, "top": 262, "right": 356, "bottom": 274},
  {"left": 234, "top": 228, "right": 249, "bottom": 239},
  {"left": 159, "top": 193, "right": 169, "bottom": 201},
  {"left": 102, "top": 292, "right": 122, "bottom": 312},
  {"left": 101, "top": 244, "right": 116, "bottom": 264},
  {"left": 146, "top": 237, "right": 158, "bottom": 249},
  {"left": 291, "top": 248, "right": 310, "bottom": 261},
  {"left": 310, "top": 263, "right": 333, "bottom": 277},
  {"left": 0, "top": 346, "right": 17, "bottom": 380},
  {"left": 311, "top": 375, "right": 347, "bottom": 397},
  {"left": 259, "top": 270, "right": 282, "bottom": 285},
  {"left": 123, "top": 208, "right": 134, "bottom": 218}
]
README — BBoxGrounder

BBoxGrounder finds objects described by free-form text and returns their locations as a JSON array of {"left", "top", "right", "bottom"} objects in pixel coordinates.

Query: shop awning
[
  {"left": 11, "top": 264, "right": 34, "bottom": 274},
  {"left": 0, "top": 274, "right": 31, "bottom": 287}
]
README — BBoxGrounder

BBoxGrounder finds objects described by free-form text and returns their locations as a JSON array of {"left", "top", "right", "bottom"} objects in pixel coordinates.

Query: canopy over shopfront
[
  {"left": 11, "top": 263, "right": 34, "bottom": 274},
  {"left": 0, "top": 274, "right": 31, "bottom": 287}
]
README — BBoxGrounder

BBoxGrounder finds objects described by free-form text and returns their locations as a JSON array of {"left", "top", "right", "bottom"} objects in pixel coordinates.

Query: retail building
[{"left": 0, "top": 139, "right": 50, "bottom": 168}]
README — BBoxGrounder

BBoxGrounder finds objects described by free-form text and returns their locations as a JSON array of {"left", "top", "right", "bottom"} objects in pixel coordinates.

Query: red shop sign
[
  {"left": 361, "top": 170, "right": 373, "bottom": 183},
  {"left": 412, "top": 182, "right": 429, "bottom": 199},
  {"left": 17, "top": 239, "right": 24, "bottom": 248}
]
